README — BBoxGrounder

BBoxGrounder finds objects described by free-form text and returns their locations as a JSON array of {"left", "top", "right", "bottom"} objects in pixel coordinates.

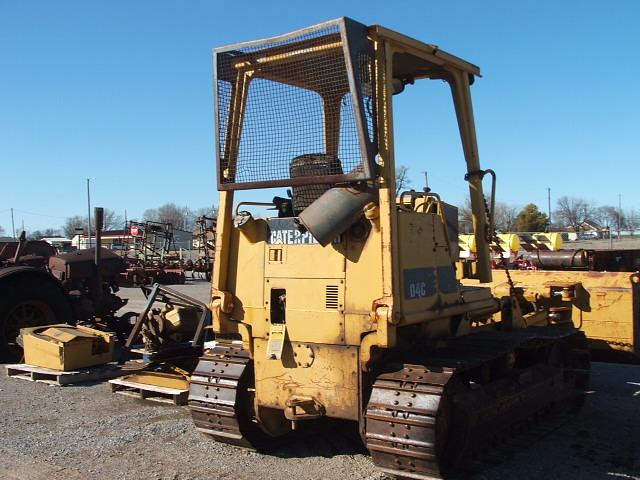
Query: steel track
[
  {"left": 365, "top": 327, "right": 590, "bottom": 479},
  {"left": 187, "top": 343, "right": 257, "bottom": 448}
]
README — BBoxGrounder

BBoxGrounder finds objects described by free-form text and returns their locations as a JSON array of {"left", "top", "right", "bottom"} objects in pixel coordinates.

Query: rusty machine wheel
[
  {"left": 0, "top": 273, "right": 73, "bottom": 361},
  {"left": 365, "top": 327, "right": 590, "bottom": 479}
]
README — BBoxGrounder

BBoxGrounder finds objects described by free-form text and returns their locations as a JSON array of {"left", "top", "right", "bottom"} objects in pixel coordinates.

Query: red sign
[{"left": 130, "top": 225, "right": 139, "bottom": 236}]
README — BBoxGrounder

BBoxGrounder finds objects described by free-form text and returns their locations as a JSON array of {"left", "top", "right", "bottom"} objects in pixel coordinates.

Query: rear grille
[{"left": 325, "top": 285, "right": 339, "bottom": 309}]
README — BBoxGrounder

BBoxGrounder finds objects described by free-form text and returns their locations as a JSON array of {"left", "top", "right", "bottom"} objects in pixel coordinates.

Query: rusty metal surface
[
  {"left": 49, "top": 248, "right": 125, "bottom": 280},
  {"left": 521, "top": 248, "right": 640, "bottom": 272},
  {"left": 526, "top": 249, "right": 589, "bottom": 269},
  {"left": 365, "top": 328, "right": 589, "bottom": 479},
  {"left": 0, "top": 239, "right": 55, "bottom": 267}
]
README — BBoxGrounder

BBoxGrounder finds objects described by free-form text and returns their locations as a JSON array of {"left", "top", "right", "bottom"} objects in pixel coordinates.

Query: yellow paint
[
  {"left": 209, "top": 23, "right": 531, "bottom": 424},
  {"left": 254, "top": 340, "right": 359, "bottom": 420},
  {"left": 464, "top": 269, "right": 637, "bottom": 354}
]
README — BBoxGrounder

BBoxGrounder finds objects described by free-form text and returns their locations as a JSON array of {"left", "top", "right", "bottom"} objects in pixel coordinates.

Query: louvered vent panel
[{"left": 325, "top": 285, "right": 339, "bottom": 309}]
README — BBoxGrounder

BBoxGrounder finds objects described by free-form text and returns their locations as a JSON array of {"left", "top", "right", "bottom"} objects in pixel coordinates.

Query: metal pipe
[
  {"left": 10, "top": 207, "right": 15, "bottom": 240},
  {"left": 13, "top": 231, "right": 26, "bottom": 263},
  {"left": 92, "top": 207, "right": 104, "bottom": 311},
  {"left": 297, "top": 186, "right": 377, "bottom": 246},
  {"left": 94, "top": 207, "right": 104, "bottom": 269},
  {"left": 234, "top": 201, "right": 275, "bottom": 217},
  {"left": 87, "top": 178, "right": 92, "bottom": 249},
  {"left": 526, "top": 249, "right": 589, "bottom": 270},
  {"left": 125, "top": 283, "right": 160, "bottom": 350},
  {"left": 547, "top": 187, "right": 551, "bottom": 229}
]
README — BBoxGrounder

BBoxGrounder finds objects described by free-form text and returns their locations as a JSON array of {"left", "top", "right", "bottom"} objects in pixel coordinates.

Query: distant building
[
  {"left": 72, "top": 230, "right": 129, "bottom": 250},
  {"left": 41, "top": 236, "right": 74, "bottom": 253}
]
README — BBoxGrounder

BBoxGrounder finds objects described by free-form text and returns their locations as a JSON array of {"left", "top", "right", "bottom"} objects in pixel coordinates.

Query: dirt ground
[
  {"left": 565, "top": 237, "right": 640, "bottom": 250},
  {"left": 1, "top": 281, "right": 639, "bottom": 480}
]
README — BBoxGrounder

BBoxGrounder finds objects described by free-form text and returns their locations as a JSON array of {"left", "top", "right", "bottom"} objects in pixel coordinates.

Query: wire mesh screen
[
  {"left": 358, "top": 52, "right": 376, "bottom": 145},
  {"left": 215, "top": 19, "right": 376, "bottom": 189}
]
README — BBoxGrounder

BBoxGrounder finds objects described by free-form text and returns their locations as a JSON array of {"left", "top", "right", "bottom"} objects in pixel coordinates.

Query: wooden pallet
[
  {"left": 109, "top": 377, "right": 189, "bottom": 405},
  {"left": 5, "top": 363, "right": 124, "bottom": 386}
]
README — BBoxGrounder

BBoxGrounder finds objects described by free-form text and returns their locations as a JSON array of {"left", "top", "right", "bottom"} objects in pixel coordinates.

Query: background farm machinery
[{"left": 118, "top": 218, "right": 216, "bottom": 286}]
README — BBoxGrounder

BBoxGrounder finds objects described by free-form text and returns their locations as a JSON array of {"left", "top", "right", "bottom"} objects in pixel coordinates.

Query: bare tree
[
  {"left": 29, "top": 228, "right": 60, "bottom": 240},
  {"left": 62, "top": 216, "right": 86, "bottom": 238},
  {"left": 103, "top": 209, "right": 124, "bottom": 231},
  {"left": 143, "top": 203, "right": 187, "bottom": 228},
  {"left": 458, "top": 197, "right": 473, "bottom": 234},
  {"left": 494, "top": 202, "right": 519, "bottom": 232},
  {"left": 194, "top": 205, "right": 218, "bottom": 219},
  {"left": 592, "top": 205, "right": 620, "bottom": 229},
  {"left": 458, "top": 196, "right": 519, "bottom": 233},
  {"left": 554, "top": 196, "right": 593, "bottom": 233},
  {"left": 142, "top": 207, "right": 158, "bottom": 222},
  {"left": 143, "top": 203, "right": 219, "bottom": 231},
  {"left": 395, "top": 165, "right": 411, "bottom": 196},
  {"left": 625, "top": 208, "right": 639, "bottom": 236}
]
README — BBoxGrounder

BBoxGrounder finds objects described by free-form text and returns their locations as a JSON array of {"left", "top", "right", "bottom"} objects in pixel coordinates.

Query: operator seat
[{"left": 289, "top": 154, "right": 343, "bottom": 215}]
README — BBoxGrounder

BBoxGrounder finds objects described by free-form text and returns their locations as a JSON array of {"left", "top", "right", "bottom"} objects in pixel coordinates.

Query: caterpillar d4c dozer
[{"left": 188, "top": 18, "right": 590, "bottom": 478}]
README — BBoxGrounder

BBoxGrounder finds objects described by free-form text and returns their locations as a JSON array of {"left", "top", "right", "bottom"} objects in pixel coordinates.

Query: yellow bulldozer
[{"left": 187, "top": 18, "right": 590, "bottom": 478}]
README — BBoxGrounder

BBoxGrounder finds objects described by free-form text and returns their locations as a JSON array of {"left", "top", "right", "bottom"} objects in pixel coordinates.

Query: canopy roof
[{"left": 215, "top": 18, "right": 480, "bottom": 95}]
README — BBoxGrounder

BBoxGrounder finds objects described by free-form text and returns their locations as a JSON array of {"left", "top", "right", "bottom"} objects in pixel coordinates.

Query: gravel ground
[
  {"left": 565, "top": 237, "right": 640, "bottom": 250},
  {"left": 1, "top": 282, "right": 638, "bottom": 479},
  {"left": 115, "top": 278, "right": 213, "bottom": 313}
]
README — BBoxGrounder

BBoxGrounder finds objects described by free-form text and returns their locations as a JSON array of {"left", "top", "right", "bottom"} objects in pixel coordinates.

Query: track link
[
  {"left": 365, "top": 327, "right": 590, "bottom": 479},
  {"left": 366, "top": 365, "right": 454, "bottom": 479},
  {"left": 187, "top": 343, "right": 258, "bottom": 448}
]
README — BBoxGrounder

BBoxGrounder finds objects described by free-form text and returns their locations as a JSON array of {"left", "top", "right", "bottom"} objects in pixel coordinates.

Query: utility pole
[
  {"left": 547, "top": 187, "right": 551, "bottom": 231},
  {"left": 10, "top": 207, "right": 15, "bottom": 240},
  {"left": 618, "top": 193, "right": 622, "bottom": 240},
  {"left": 87, "top": 178, "right": 92, "bottom": 248},
  {"left": 609, "top": 226, "right": 613, "bottom": 249},
  {"left": 547, "top": 187, "right": 551, "bottom": 232}
]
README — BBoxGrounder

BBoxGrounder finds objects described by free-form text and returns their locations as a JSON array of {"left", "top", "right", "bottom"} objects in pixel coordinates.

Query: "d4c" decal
[{"left": 403, "top": 267, "right": 437, "bottom": 299}]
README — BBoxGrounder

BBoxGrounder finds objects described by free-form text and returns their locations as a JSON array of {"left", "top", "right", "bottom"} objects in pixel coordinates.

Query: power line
[{"left": 11, "top": 209, "right": 67, "bottom": 220}]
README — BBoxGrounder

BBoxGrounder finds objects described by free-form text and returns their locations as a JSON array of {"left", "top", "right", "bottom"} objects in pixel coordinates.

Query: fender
[{"left": 0, "top": 266, "right": 67, "bottom": 295}]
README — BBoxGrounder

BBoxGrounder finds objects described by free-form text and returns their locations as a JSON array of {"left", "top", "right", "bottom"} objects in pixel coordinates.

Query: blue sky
[{"left": 1, "top": 1, "right": 638, "bottom": 233}]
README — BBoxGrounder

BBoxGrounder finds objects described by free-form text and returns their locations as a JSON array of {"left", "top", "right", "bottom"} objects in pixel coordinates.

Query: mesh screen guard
[{"left": 214, "top": 18, "right": 377, "bottom": 190}]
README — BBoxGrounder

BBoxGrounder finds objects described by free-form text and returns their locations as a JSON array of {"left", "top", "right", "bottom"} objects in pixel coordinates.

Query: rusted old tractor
[
  {"left": 0, "top": 208, "right": 132, "bottom": 361},
  {"left": 186, "top": 18, "right": 590, "bottom": 479}
]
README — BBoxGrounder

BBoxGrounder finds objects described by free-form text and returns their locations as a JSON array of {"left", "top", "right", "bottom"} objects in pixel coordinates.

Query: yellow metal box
[{"left": 21, "top": 324, "right": 114, "bottom": 371}]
